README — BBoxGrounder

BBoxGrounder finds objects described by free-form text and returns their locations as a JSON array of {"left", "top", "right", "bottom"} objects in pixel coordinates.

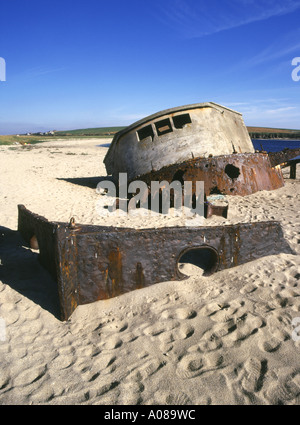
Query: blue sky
[{"left": 0, "top": 0, "right": 300, "bottom": 134}]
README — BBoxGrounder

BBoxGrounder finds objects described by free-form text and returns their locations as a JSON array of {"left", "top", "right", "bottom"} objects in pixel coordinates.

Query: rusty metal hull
[
  {"left": 268, "top": 148, "right": 300, "bottom": 167},
  {"left": 18, "top": 205, "right": 293, "bottom": 321},
  {"left": 127, "top": 153, "right": 284, "bottom": 197}
]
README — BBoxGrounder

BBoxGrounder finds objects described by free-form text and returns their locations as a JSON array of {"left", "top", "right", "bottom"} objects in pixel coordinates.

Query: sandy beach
[{"left": 0, "top": 138, "right": 300, "bottom": 405}]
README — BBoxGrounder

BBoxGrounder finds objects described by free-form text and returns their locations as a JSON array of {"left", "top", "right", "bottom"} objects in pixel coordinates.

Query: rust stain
[
  {"left": 232, "top": 228, "right": 240, "bottom": 266},
  {"left": 106, "top": 248, "right": 123, "bottom": 298},
  {"left": 128, "top": 153, "right": 284, "bottom": 199},
  {"left": 134, "top": 262, "right": 145, "bottom": 289},
  {"left": 219, "top": 234, "right": 227, "bottom": 268}
]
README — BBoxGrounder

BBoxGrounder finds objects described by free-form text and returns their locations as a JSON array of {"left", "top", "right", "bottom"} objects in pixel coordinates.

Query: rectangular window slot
[
  {"left": 173, "top": 113, "right": 192, "bottom": 129},
  {"left": 137, "top": 125, "right": 154, "bottom": 142},
  {"left": 155, "top": 118, "right": 173, "bottom": 136}
]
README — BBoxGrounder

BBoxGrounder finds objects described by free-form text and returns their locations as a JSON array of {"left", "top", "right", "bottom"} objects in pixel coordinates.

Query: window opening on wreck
[
  {"left": 225, "top": 164, "right": 240, "bottom": 180},
  {"left": 155, "top": 118, "right": 173, "bottom": 136},
  {"left": 178, "top": 246, "right": 219, "bottom": 276},
  {"left": 173, "top": 113, "right": 192, "bottom": 129},
  {"left": 137, "top": 125, "right": 154, "bottom": 142}
]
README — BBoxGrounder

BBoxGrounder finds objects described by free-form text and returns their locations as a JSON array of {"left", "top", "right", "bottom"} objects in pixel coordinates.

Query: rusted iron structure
[
  {"left": 104, "top": 103, "right": 286, "bottom": 200},
  {"left": 268, "top": 149, "right": 300, "bottom": 180},
  {"left": 268, "top": 148, "right": 300, "bottom": 168},
  {"left": 287, "top": 156, "right": 300, "bottom": 179},
  {"left": 132, "top": 153, "right": 284, "bottom": 198},
  {"left": 18, "top": 204, "right": 293, "bottom": 321}
]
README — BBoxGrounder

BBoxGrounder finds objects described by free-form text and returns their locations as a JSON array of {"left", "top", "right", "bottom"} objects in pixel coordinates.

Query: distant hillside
[
  {"left": 1, "top": 125, "right": 300, "bottom": 145},
  {"left": 56, "top": 125, "right": 300, "bottom": 139},
  {"left": 247, "top": 126, "right": 300, "bottom": 139},
  {"left": 0, "top": 127, "right": 126, "bottom": 145},
  {"left": 54, "top": 127, "right": 126, "bottom": 137}
]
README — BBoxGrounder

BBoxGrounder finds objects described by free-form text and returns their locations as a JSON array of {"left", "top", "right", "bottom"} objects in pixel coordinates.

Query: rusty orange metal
[
  {"left": 18, "top": 204, "right": 293, "bottom": 321},
  {"left": 127, "top": 153, "right": 284, "bottom": 198}
]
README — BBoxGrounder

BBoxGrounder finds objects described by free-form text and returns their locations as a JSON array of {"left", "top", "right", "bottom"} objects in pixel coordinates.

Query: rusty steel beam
[
  {"left": 18, "top": 205, "right": 293, "bottom": 321},
  {"left": 290, "top": 161, "right": 298, "bottom": 179},
  {"left": 126, "top": 153, "right": 284, "bottom": 198},
  {"left": 268, "top": 148, "right": 300, "bottom": 168}
]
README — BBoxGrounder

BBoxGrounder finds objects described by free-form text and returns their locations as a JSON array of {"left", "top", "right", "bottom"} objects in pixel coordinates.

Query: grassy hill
[
  {"left": 1, "top": 125, "right": 300, "bottom": 145},
  {"left": 0, "top": 127, "right": 126, "bottom": 145},
  {"left": 54, "top": 127, "right": 125, "bottom": 137},
  {"left": 247, "top": 126, "right": 300, "bottom": 139}
]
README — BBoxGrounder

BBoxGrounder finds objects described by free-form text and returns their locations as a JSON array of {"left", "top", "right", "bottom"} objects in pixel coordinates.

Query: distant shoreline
[
  {"left": 1, "top": 125, "right": 300, "bottom": 145},
  {"left": 252, "top": 137, "right": 300, "bottom": 141}
]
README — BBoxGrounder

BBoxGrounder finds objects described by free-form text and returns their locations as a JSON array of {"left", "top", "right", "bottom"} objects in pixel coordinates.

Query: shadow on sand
[
  {"left": 0, "top": 226, "right": 61, "bottom": 320},
  {"left": 57, "top": 175, "right": 114, "bottom": 189},
  {"left": 97, "top": 143, "right": 111, "bottom": 148}
]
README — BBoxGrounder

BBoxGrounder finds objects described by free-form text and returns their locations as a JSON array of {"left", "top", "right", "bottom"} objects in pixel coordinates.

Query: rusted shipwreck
[
  {"left": 104, "top": 102, "right": 287, "bottom": 198},
  {"left": 16, "top": 103, "right": 299, "bottom": 320},
  {"left": 18, "top": 205, "right": 293, "bottom": 320}
]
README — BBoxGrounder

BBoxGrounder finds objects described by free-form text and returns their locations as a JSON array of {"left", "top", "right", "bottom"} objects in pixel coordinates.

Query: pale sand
[{"left": 0, "top": 138, "right": 300, "bottom": 405}]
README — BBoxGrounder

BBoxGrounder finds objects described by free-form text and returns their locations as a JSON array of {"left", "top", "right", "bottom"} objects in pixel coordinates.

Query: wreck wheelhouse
[{"left": 104, "top": 102, "right": 284, "bottom": 196}]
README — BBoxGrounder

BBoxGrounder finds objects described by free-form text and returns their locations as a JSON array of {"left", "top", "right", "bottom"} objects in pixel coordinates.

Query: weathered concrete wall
[{"left": 104, "top": 102, "right": 254, "bottom": 182}]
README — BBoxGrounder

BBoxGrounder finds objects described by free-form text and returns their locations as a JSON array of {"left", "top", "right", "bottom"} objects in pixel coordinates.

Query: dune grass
[{"left": 0, "top": 135, "right": 47, "bottom": 145}]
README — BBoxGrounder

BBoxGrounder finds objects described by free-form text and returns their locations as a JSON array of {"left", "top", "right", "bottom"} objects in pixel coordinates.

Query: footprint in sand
[
  {"left": 165, "top": 391, "right": 192, "bottom": 405},
  {"left": 0, "top": 369, "right": 11, "bottom": 391},
  {"left": 195, "top": 333, "right": 223, "bottom": 352},
  {"left": 143, "top": 320, "right": 180, "bottom": 337},
  {"left": 92, "top": 319, "right": 128, "bottom": 336},
  {"left": 12, "top": 364, "right": 47, "bottom": 387},
  {"left": 223, "top": 313, "right": 264, "bottom": 347},
  {"left": 128, "top": 358, "right": 166, "bottom": 382},
  {"left": 187, "top": 323, "right": 231, "bottom": 354},
  {"left": 93, "top": 353, "right": 117, "bottom": 372},
  {"left": 50, "top": 352, "right": 75, "bottom": 371},
  {"left": 175, "top": 353, "right": 205, "bottom": 379},
  {"left": 176, "top": 351, "right": 224, "bottom": 379},
  {"left": 199, "top": 301, "right": 223, "bottom": 317},
  {"left": 75, "top": 353, "right": 117, "bottom": 383},
  {"left": 258, "top": 330, "right": 281, "bottom": 353},
  {"left": 239, "top": 358, "right": 267, "bottom": 393},
  {"left": 240, "top": 283, "right": 257, "bottom": 294},
  {"left": 267, "top": 312, "right": 291, "bottom": 342},
  {"left": 265, "top": 372, "right": 300, "bottom": 404},
  {"left": 99, "top": 336, "right": 123, "bottom": 351},
  {"left": 203, "top": 299, "right": 246, "bottom": 324},
  {"left": 161, "top": 307, "right": 197, "bottom": 320},
  {"left": 159, "top": 323, "right": 195, "bottom": 344}
]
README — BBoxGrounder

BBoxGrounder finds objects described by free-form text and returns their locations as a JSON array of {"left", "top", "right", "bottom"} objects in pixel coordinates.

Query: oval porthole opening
[
  {"left": 177, "top": 246, "right": 219, "bottom": 277},
  {"left": 30, "top": 234, "right": 39, "bottom": 251}
]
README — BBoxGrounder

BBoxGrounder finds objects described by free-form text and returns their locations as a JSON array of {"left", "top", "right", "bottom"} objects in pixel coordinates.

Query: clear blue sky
[{"left": 0, "top": 0, "right": 300, "bottom": 134}]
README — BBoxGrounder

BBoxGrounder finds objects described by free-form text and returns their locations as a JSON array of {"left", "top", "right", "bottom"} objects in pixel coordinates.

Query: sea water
[{"left": 252, "top": 139, "right": 300, "bottom": 153}]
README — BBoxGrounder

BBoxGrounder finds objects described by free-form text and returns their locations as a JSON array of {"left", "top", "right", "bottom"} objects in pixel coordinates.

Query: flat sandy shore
[{"left": 0, "top": 138, "right": 300, "bottom": 405}]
